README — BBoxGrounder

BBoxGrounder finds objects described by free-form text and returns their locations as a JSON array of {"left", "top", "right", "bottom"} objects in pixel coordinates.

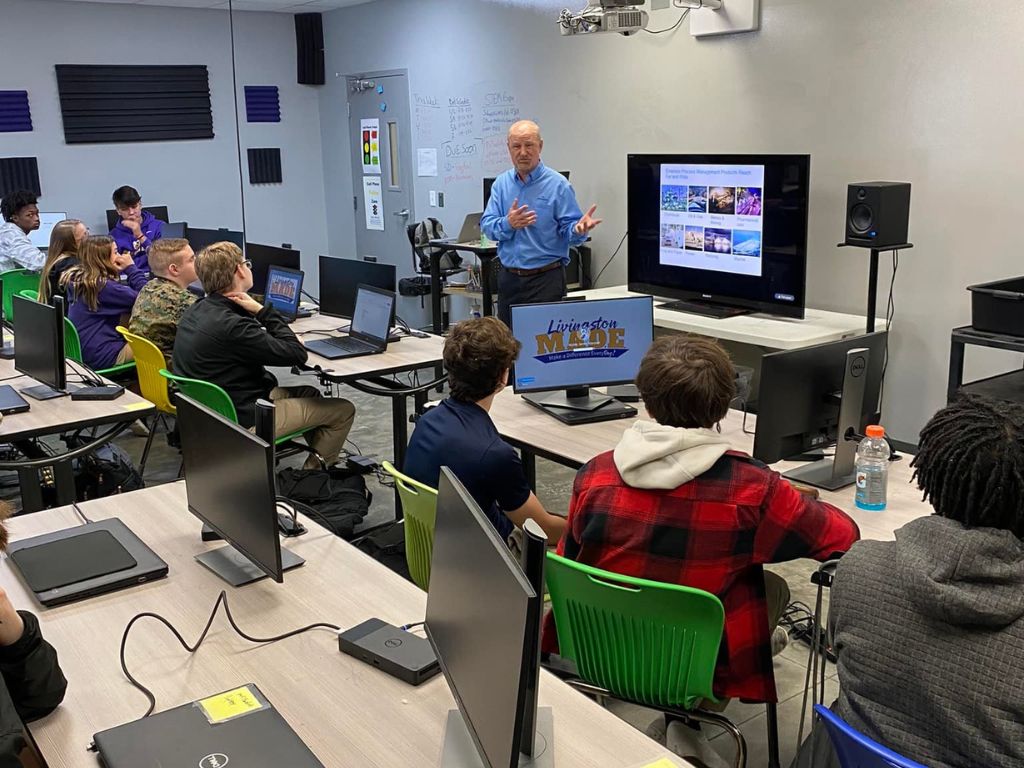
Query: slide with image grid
[{"left": 659, "top": 164, "right": 765, "bottom": 277}]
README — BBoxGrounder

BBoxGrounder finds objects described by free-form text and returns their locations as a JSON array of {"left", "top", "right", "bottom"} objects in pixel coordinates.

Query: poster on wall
[
  {"left": 361, "top": 118, "right": 381, "bottom": 174},
  {"left": 363, "top": 176, "right": 384, "bottom": 231}
]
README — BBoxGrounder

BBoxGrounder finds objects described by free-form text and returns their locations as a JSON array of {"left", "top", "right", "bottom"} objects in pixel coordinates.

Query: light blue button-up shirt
[
  {"left": 481, "top": 162, "right": 587, "bottom": 270},
  {"left": 0, "top": 221, "right": 44, "bottom": 272}
]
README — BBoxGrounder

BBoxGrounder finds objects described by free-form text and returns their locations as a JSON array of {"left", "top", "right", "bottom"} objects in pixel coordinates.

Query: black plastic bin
[{"left": 968, "top": 277, "right": 1024, "bottom": 336}]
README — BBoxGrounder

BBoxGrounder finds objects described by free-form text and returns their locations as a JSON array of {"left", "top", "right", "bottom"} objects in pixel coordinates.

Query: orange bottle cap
[{"left": 866, "top": 425, "right": 885, "bottom": 438}]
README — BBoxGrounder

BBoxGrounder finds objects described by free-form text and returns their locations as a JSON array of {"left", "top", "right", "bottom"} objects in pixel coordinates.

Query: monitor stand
[
  {"left": 195, "top": 545, "right": 304, "bottom": 587},
  {"left": 659, "top": 299, "right": 753, "bottom": 319},
  {"left": 21, "top": 384, "right": 67, "bottom": 401},
  {"left": 783, "top": 347, "right": 869, "bottom": 491},
  {"left": 439, "top": 707, "right": 554, "bottom": 768},
  {"left": 0, "top": 344, "right": 13, "bottom": 361},
  {"left": 523, "top": 386, "right": 612, "bottom": 412}
]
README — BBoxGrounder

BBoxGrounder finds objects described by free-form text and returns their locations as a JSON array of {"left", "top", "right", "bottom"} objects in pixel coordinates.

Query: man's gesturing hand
[{"left": 507, "top": 198, "right": 538, "bottom": 230}]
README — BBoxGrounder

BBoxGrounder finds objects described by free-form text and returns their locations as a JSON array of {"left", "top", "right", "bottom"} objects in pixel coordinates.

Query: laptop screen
[
  {"left": 351, "top": 286, "right": 394, "bottom": 342},
  {"left": 30, "top": 212, "right": 68, "bottom": 249},
  {"left": 265, "top": 266, "right": 303, "bottom": 318}
]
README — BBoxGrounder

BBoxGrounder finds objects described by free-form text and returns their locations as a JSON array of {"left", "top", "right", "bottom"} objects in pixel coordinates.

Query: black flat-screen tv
[{"left": 627, "top": 154, "right": 810, "bottom": 319}]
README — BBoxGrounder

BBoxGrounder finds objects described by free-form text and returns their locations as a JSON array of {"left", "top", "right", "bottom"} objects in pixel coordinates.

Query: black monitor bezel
[
  {"left": 13, "top": 295, "right": 66, "bottom": 393},
  {"left": 317, "top": 255, "right": 397, "bottom": 320}
]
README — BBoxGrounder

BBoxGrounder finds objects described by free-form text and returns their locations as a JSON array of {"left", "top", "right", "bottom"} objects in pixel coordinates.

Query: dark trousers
[{"left": 497, "top": 264, "right": 567, "bottom": 327}]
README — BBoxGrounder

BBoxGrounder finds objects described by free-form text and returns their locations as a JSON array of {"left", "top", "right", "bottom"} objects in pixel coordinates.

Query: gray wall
[
  {"left": 319, "top": 0, "right": 1024, "bottom": 442},
  {"left": 0, "top": 0, "right": 328, "bottom": 275}
]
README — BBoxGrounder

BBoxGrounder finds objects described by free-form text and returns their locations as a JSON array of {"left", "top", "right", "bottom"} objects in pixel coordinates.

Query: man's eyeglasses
[{"left": 240, "top": 259, "right": 253, "bottom": 269}]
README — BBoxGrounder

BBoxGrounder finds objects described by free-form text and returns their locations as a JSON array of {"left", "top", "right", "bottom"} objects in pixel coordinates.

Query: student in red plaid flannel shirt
[{"left": 543, "top": 335, "right": 859, "bottom": 709}]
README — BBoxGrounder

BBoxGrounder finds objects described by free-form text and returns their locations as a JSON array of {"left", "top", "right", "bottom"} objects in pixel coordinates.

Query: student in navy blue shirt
[
  {"left": 403, "top": 316, "right": 566, "bottom": 542},
  {"left": 481, "top": 120, "right": 602, "bottom": 327}
]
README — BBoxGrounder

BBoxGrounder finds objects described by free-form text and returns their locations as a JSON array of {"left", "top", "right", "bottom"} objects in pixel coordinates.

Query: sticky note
[
  {"left": 122, "top": 402, "right": 152, "bottom": 411},
  {"left": 639, "top": 760, "right": 683, "bottom": 768},
  {"left": 198, "top": 686, "right": 265, "bottom": 724}
]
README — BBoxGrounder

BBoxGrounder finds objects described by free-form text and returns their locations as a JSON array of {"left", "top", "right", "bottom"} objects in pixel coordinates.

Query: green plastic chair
[
  {"left": 1, "top": 269, "right": 40, "bottom": 322},
  {"left": 18, "top": 289, "right": 38, "bottom": 302},
  {"left": 381, "top": 461, "right": 437, "bottom": 591},
  {"left": 62, "top": 317, "right": 136, "bottom": 379},
  {"left": 158, "top": 369, "right": 316, "bottom": 448},
  {"left": 544, "top": 553, "right": 747, "bottom": 768}
]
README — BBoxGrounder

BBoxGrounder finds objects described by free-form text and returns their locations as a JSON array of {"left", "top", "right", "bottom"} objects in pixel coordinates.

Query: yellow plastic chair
[
  {"left": 117, "top": 326, "right": 176, "bottom": 476},
  {"left": 382, "top": 461, "right": 437, "bottom": 591}
]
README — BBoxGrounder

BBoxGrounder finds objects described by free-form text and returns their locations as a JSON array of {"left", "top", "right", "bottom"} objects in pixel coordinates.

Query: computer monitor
[
  {"left": 162, "top": 221, "right": 187, "bottom": 239},
  {"left": 509, "top": 296, "right": 654, "bottom": 412},
  {"left": 30, "top": 212, "right": 67, "bottom": 249},
  {"left": 426, "top": 468, "right": 550, "bottom": 768},
  {"left": 187, "top": 227, "right": 245, "bottom": 254},
  {"left": 753, "top": 331, "right": 887, "bottom": 490},
  {"left": 264, "top": 266, "right": 304, "bottom": 320},
  {"left": 627, "top": 153, "right": 810, "bottom": 320},
  {"left": 175, "top": 394, "right": 304, "bottom": 586},
  {"left": 105, "top": 206, "right": 169, "bottom": 232},
  {"left": 484, "top": 171, "right": 569, "bottom": 208},
  {"left": 14, "top": 295, "right": 67, "bottom": 400},
  {"left": 318, "top": 255, "right": 396, "bottom": 319},
  {"left": 245, "top": 243, "right": 301, "bottom": 293}
]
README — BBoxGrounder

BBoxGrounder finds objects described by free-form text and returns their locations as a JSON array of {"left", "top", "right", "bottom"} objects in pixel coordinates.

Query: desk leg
[
  {"left": 392, "top": 394, "right": 409, "bottom": 520},
  {"left": 522, "top": 450, "right": 537, "bottom": 490},
  {"left": 481, "top": 257, "right": 495, "bottom": 318},
  {"left": 17, "top": 468, "right": 44, "bottom": 513},
  {"left": 52, "top": 461, "right": 76, "bottom": 507},
  {"left": 947, "top": 337, "right": 965, "bottom": 403},
  {"left": 431, "top": 252, "right": 443, "bottom": 335}
]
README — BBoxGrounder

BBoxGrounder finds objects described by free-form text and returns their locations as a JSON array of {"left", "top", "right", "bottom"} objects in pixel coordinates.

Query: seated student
[
  {"left": 0, "top": 501, "right": 68, "bottom": 761},
  {"left": 173, "top": 242, "right": 355, "bottom": 468},
  {"left": 0, "top": 190, "right": 45, "bottom": 273},
  {"left": 38, "top": 218, "right": 88, "bottom": 305},
  {"left": 793, "top": 394, "right": 1024, "bottom": 768},
  {"left": 403, "top": 317, "right": 567, "bottom": 542},
  {"left": 543, "top": 336, "right": 859, "bottom": 711},
  {"left": 62, "top": 235, "right": 147, "bottom": 369},
  {"left": 109, "top": 185, "right": 164, "bottom": 272},
  {"left": 128, "top": 238, "right": 197, "bottom": 368}
]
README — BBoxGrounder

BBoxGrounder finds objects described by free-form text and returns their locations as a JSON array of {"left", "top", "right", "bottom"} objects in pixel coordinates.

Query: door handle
[{"left": 393, "top": 209, "right": 410, "bottom": 218}]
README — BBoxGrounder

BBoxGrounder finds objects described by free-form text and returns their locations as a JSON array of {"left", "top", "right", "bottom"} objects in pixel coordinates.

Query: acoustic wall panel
[
  {"left": 247, "top": 148, "right": 282, "bottom": 185},
  {"left": 0, "top": 91, "right": 32, "bottom": 132},
  {"left": 55, "top": 65, "right": 213, "bottom": 144},
  {"left": 244, "top": 86, "right": 281, "bottom": 123},
  {"left": 0, "top": 157, "right": 41, "bottom": 197}
]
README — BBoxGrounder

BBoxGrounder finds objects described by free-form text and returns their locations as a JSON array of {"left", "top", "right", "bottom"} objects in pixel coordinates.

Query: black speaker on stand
[{"left": 295, "top": 13, "right": 325, "bottom": 86}]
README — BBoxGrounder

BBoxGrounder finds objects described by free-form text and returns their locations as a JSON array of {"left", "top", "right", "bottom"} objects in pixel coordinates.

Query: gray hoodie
[
  {"left": 797, "top": 515, "right": 1024, "bottom": 768},
  {"left": 613, "top": 421, "right": 732, "bottom": 489}
]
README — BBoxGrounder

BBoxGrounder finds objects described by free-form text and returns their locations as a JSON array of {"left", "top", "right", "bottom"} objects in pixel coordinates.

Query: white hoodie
[{"left": 612, "top": 420, "right": 732, "bottom": 490}]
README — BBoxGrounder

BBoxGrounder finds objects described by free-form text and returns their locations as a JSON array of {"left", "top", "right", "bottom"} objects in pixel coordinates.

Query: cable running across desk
[{"left": 119, "top": 590, "right": 341, "bottom": 718}]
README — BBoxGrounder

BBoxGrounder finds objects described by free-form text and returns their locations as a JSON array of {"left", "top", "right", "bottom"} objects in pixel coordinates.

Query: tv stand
[
  {"left": 659, "top": 299, "right": 753, "bottom": 319},
  {"left": 524, "top": 386, "right": 612, "bottom": 413}
]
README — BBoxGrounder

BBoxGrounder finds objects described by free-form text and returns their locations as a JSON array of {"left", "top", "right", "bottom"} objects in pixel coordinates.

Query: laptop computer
[
  {"left": 7, "top": 518, "right": 168, "bottom": 607},
  {"left": 523, "top": 396, "right": 637, "bottom": 426},
  {"left": 30, "top": 212, "right": 67, "bottom": 250},
  {"left": 93, "top": 683, "right": 324, "bottom": 767},
  {"left": 162, "top": 221, "right": 187, "bottom": 239},
  {"left": 264, "top": 265, "right": 304, "bottom": 321},
  {"left": 0, "top": 385, "right": 30, "bottom": 415},
  {"left": 303, "top": 284, "right": 396, "bottom": 361},
  {"left": 455, "top": 212, "right": 484, "bottom": 245}
]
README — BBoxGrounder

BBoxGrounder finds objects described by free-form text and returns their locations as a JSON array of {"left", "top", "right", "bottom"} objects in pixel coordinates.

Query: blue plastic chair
[{"left": 814, "top": 705, "right": 928, "bottom": 768}]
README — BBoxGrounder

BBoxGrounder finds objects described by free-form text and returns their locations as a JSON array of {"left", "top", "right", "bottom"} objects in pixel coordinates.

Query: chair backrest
[
  {"left": 158, "top": 369, "right": 238, "bottom": 423},
  {"left": 116, "top": 326, "right": 175, "bottom": 414},
  {"left": 545, "top": 552, "right": 725, "bottom": 711},
  {"left": 381, "top": 460, "right": 437, "bottom": 591},
  {"left": 814, "top": 705, "right": 928, "bottom": 768},
  {"left": 1, "top": 269, "right": 39, "bottom": 322},
  {"left": 63, "top": 317, "right": 83, "bottom": 363},
  {"left": 19, "top": 289, "right": 38, "bottom": 302}
]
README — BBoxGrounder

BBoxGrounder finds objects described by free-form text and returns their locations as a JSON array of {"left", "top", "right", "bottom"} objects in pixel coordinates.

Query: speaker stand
[{"left": 837, "top": 242, "right": 913, "bottom": 333}]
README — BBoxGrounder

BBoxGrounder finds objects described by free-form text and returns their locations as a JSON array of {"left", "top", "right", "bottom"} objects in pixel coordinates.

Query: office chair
[
  {"left": 381, "top": 461, "right": 436, "bottom": 591},
  {"left": 813, "top": 705, "right": 928, "bottom": 768}
]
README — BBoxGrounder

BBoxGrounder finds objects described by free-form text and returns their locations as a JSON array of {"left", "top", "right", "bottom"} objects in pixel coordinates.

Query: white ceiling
[{"left": 54, "top": 0, "right": 375, "bottom": 12}]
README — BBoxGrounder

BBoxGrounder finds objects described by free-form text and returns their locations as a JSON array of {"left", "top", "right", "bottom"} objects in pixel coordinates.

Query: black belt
[{"left": 500, "top": 261, "right": 562, "bottom": 277}]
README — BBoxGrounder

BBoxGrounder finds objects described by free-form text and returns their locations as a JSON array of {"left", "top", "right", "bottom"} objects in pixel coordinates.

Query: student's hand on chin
[{"left": 226, "top": 292, "right": 263, "bottom": 315}]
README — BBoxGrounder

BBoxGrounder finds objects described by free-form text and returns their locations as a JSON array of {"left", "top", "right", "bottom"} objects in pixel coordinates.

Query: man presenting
[{"left": 482, "top": 120, "right": 601, "bottom": 326}]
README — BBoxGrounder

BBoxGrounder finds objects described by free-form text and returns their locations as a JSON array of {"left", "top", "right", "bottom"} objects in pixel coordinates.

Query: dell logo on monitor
[{"left": 199, "top": 754, "right": 229, "bottom": 768}]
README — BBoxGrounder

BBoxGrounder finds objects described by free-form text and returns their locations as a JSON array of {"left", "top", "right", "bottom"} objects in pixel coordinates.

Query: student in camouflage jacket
[{"left": 128, "top": 238, "right": 198, "bottom": 369}]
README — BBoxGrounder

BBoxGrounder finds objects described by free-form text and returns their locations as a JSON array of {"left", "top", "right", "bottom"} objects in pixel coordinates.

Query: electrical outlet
[
  {"left": 429, "top": 190, "right": 437, "bottom": 206},
  {"left": 438, "top": 192, "right": 445, "bottom": 207}
]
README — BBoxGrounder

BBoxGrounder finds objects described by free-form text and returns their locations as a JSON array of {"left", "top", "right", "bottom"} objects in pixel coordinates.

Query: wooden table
[
  {"left": 488, "top": 388, "right": 929, "bottom": 542},
  {"left": 0, "top": 359, "right": 154, "bottom": 512},
  {"left": 0, "top": 483, "right": 688, "bottom": 768}
]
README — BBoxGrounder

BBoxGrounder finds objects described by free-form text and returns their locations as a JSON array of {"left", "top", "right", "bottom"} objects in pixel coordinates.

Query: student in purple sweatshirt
[
  {"left": 61, "top": 235, "right": 147, "bottom": 370},
  {"left": 109, "top": 185, "right": 164, "bottom": 272}
]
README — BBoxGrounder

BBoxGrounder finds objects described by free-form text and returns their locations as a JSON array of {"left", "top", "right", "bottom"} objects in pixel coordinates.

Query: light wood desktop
[
  {"left": 0, "top": 483, "right": 688, "bottom": 768},
  {"left": 572, "top": 286, "right": 882, "bottom": 352},
  {"left": 488, "top": 388, "right": 930, "bottom": 543}
]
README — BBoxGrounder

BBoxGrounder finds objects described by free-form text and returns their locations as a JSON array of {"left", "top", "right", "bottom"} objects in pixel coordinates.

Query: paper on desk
[
  {"left": 197, "top": 685, "right": 268, "bottom": 724},
  {"left": 417, "top": 148, "right": 438, "bottom": 177}
]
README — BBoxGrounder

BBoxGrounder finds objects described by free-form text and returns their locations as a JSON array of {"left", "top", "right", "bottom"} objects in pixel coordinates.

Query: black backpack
[
  {"left": 276, "top": 466, "right": 371, "bottom": 539},
  {"left": 63, "top": 433, "right": 145, "bottom": 501}
]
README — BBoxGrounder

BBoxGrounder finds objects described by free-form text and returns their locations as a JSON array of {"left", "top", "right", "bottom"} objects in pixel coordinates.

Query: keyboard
[{"left": 322, "top": 335, "right": 375, "bottom": 353}]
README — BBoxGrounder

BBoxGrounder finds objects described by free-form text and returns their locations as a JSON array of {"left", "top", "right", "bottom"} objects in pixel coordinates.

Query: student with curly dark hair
[
  {"left": 403, "top": 316, "right": 566, "bottom": 542},
  {"left": 793, "top": 393, "right": 1024, "bottom": 768},
  {"left": 0, "top": 190, "right": 45, "bottom": 272}
]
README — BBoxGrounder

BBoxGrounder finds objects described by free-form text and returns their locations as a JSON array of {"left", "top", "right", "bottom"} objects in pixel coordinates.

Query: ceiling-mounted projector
[{"left": 558, "top": 0, "right": 723, "bottom": 37}]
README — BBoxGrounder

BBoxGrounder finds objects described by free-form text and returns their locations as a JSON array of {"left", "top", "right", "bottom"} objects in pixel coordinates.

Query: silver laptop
[
  {"left": 7, "top": 518, "right": 168, "bottom": 607},
  {"left": 456, "top": 212, "right": 483, "bottom": 244},
  {"left": 302, "top": 284, "right": 396, "bottom": 361}
]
